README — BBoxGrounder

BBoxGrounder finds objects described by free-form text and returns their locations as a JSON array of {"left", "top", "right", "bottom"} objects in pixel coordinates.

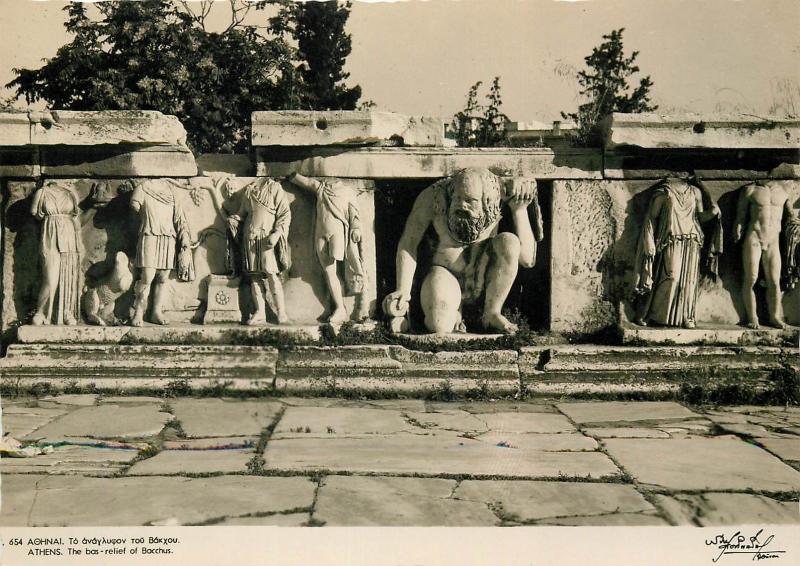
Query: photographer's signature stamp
[{"left": 706, "top": 529, "right": 786, "bottom": 562}]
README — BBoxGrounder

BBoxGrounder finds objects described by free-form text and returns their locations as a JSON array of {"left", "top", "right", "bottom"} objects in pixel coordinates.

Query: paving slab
[
  {"left": 170, "top": 399, "right": 282, "bottom": 437},
  {"left": 539, "top": 513, "right": 670, "bottom": 526},
  {"left": 40, "top": 394, "right": 99, "bottom": 406},
  {"left": 1, "top": 445, "right": 137, "bottom": 475},
  {"left": 475, "top": 432, "right": 598, "bottom": 451},
  {"left": 478, "top": 412, "right": 576, "bottom": 433},
  {"left": 125, "top": 449, "right": 254, "bottom": 475},
  {"left": 217, "top": 513, "right": 310, "bottom": 526},
  {"left": 161, "top": 437, "right": 257, "bottom": 450},
  {"left": 264, "top": 436, "right": 620, "bottom": 478},
  {"left": 0, "top": 475, "right": 44, "bottom": 526},
  {"left": 100, "top": 396, "right": 163, "bottom": 404},
  {"left": 273, "top": 407, "right": 412, "bottom": 438},
  {"left": 314, "top": 476, "right": 498, "bottom": 526},
  {"left": 22, "top": 404, "right": 173, "bottom": 441},
  {"left": 654, "top": 493, "right": 800, "bottom": 526},
  {"left": 715, "top": 422, "right": 785, "bottom": 438},
  {"left": 757, "top": 438, "right": 800, "bottom": 462},
  {"left": 584, "top": 427, "right": 671, "bottom": 439},
  {"left": 455, "top": 480, "right": 655, "bottom": 522},
  {"left": 557, "top": 401, "right": 699, "bottom": 424},
  {"left": 405, "top": 411, "right": 489, "bottom": 433},
  {"left": 2, "top": 406, "right": 71, "bottom": 438},
  {"left": 604, "top": 437, "right": 800, "bottom": 491},
  {"left": 430, "top": 401, "right": 558, "bottom": 414},
  {"left": 25, "top": 475, "right": 315, "bottom": 526},
  {"left": 364, "top": 399, "right": 427, "bottom": 412}
]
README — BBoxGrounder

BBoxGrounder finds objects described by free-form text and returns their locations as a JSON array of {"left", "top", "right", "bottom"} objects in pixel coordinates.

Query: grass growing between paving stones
[
  {"left": 246, "top": 406, "right": 287, "bottom": 475},
  {"left": 183, "top": 506, "right": 312, "bottom": 527}
]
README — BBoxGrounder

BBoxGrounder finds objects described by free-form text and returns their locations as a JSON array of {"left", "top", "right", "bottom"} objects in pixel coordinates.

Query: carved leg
[
  {"left": 763, "top": 245, "right": 786, "bottom": 329},
  {"left": 741, "top": 237, "right": 761, "bottom": 329},
  {"left": 131, "top": 267, "right": 156, "bottom": 327},
  {"left": 420, "top": 266, "right": 462, "bottom": 334},
  {"left": 247, "top": 276, "right": 267, "bottom": 326},
  {"left": 33, "top": 253, "right": 60, "bottom": 325},
  {"left": 150, "top": 269, "right": 171, "bottom": 325},
  {"left": 266, "top": 273, "right": 289, "bottom": 325},
  {"left": 482, "top": 233, "right": 521, "bottom": 334}
]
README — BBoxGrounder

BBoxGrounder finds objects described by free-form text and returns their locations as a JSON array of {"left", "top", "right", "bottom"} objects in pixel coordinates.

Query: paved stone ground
[{"left": 2, "top": 395, "right": 799, "bottom": 526}]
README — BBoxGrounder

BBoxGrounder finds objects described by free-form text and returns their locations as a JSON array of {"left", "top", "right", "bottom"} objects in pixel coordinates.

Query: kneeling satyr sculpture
[{"left": 383, "top": 167, "right": 542, "bottom": 335}]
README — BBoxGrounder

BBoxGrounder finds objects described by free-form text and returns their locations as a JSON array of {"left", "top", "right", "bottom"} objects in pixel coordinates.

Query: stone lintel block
[
  {"left": 196, "top": 153, "right": 253, "bottom": 176},
  {"left": 39, "top": 144, "right": 197, "bottom": 177},
  {"left": 620, "top": 324, "right": 799, "bottom": 347},
  {"left": 255, "top": 146, "right": 602, "bottom": 179},
  {"left": 0, "top": 113, "right": 33, "bottom": 145},
  {"left": 252, "top": 111, "right": 444, "bottom": 147},
  {"left": 603, "top": 148, "right": 799, "bottom": 180},
  {"left": 603, "top": 112, "right": 800, "bottom": 150},
  {"left": 278, "top": 345, "right": 402, "bottom": 379},
  {"left": 388, "top": 346, "right": 519, "bottom": 379},
  {"left": 28, "top": 110, "right": 189, "bottom": 147},
  {"left": 0, "top": 146, "right": 39, "bottom": 177}
]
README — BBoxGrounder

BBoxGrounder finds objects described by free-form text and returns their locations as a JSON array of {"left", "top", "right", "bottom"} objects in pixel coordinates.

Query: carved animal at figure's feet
[
  {"left": 82, "top": 252, "right": 134, "bottom": 326},
  {"left": 481, "top": 312, "right": 518, "bottom": 334}
]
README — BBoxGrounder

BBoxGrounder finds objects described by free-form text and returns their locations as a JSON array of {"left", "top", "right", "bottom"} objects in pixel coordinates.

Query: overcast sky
[{"left": 1, "top": 0, "right": 798, "bottom": 123}]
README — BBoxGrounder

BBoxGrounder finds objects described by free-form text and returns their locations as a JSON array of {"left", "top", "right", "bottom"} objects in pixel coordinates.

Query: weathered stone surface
[
  {"left": 278, "top": 346, "right": 401, "bottom": 378},
  {"left": 170, "top": 398, "right": 282, "bottom": 438},
  {"left": 40, "top": 394, "right": 98, "bottom": 406},
  {"left": 539, "top": 513, "right": 669, "bottom": 526},
  {"left": 655, "top": 493, "right": 800, "bottom": 526},
  {"left": 273, "top": 406, "right": 412, "bottom": 438},
  {"left": 217, "top": 513, "right": 309, "bottom": 526},
  {"left": 22, "top": 404, "right": 173, "bottom": 442},
  {"left": 252, "top": 111, "right": 444, "bottom": 147},
  {"left": 0, "top": 444, "right": 136, "bottom": 475},
  {"left": 2, "top": 343, "right": 279, "bottom": 382},
  {"left": 604, "top": 437, "right": 800, "bottom": 491},
  {"left": 0, "top": 112, "right": 33, "bottom": 145},
  {"left": 477, "top": 412, "right": 576, "bottom": 433},
  {"left": 455, "top": 480, "right": 655, "bottom": 521},
  {"left": 583, "top": 427, "right": 671, "bottom": 439},
  {"left": 314, "top": 476, "right": 498, "bottom": 526},
  {"left": 99, "top": 396, "right": 163, "bottom": 404},
  {"left": 621, "top": 325, "right": 799, "bottom": 346},
  {"left": 126, "top": 449, "right": 254, "bottom": 475},
  {"left": 475, "top": 432, "right": 598, "bottom": 451},
  {"left": 0, "top": 475, "right": 42, "bottom": 526},
  {"left": 255, "top": 146, "right": 603, "bottom": 179},
  {"left": 404, "top": 411, "right": 489, "bottom": 433},
  {"left": 196, "top": 153, "right": 253, "bottom": 176},
  {"left": 24, "top": 475, "right": 315, "bottom": 526},
  {"left": 557, "top": 401, "right": 698, "bottom": 424},
  {"left": 758, "top": 438, "right": 800, "bottom": 462},
  {"left": 365, "top": 399, "right": 427, "bottom": 412},
  {"left": 161, "top": 437, "right": 256, "bottom": 450},
  {"left": 0, "top": 146, "right": 39, "bottom": 177},
  {"left": 388, "top": 347, "right": 519, "bottom": 379},
  {"left": 39, "top": 145, "right": 197, "bottom": 177},
  {"left": 28, "top": 110, "right": 188, "bottom": 146},
  {"left": 603, "top": 113, "right": 800, "bottom": 150},
  {"left": 264, "top": 436, "right": 619, "bottom": 478},
  {"left": 1, "top": 406, "right": 70, "bottom": 438}
]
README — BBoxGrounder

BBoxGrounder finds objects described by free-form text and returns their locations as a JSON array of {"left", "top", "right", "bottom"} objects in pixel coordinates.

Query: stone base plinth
[{"left": 620, "top": 323, "right": 798, "bottom": 346}]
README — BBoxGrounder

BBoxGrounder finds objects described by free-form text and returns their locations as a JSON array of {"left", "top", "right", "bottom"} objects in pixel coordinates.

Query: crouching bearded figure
[{"left": 383, "top": 168, "right": 542, "bottom": 334}]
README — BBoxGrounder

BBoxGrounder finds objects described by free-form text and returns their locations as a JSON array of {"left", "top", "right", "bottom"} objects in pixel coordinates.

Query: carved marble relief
[
  {"left": 632, "top": 177, "right": 722, "bottom": 329},
  {"left": 382, "top": 167, "right": 543, "bottom": 335}
]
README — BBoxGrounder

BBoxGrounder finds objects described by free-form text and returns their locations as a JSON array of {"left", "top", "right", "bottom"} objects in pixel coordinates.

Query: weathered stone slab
[
  {"left": 126, "top": 449, "right": 254, "bottom": 475},
  {"left": 557, "top": 401, "right": 698, "bottom": 424},
  {"left": 539, "top": 513, "right": 669, "bottom": 526},
  {"left": 22, "top": 404, "right": 173, "bottom": 442},
  {"left": 0, "top": 444, "right": 136, "bottom": 475},
  {"left": 1, "top": 406, "right": 71, "bottom": 438},
  {"left": 603, "top": 113, "right": 800, "bottom": 150},
  {"left": 196, "top": 153, "right": 253, "bottom": 176},
  {"left": 99, "top": 396, "right": 163, "bottom": 404},
  {"left": 477, "top": 412, "right": 576, "bottom": 433},
  {"left": 28, "top": 110, "right": 188, "bottom": 146},
  {"left": 25, "top": 475, "right": 315, "bottom": 526},
  {"left": 40, "top": 394, "right": 98, "bottom": 406},
  {"left": 273, "top": 406, "right": 412, "bottom": 438},
  {"left": 255, "top": 146, "right": 603, "bottom": 179},
  {"left": 388, "top": 347, "right": 519, "bottom": 379},
  {"left": 758, "top": 438, "right": 800, "bottom": 462},
  {"left": 603, "top": 437, "right": 800, "bottom": 491},
  {"left": 405, "top": 411, "right": 489, "bottom": 433},
  {"left": 655, "top": 493, "right": 800, "bottom": 526},
  {"left": 264, "top": 436, "right": 619, "bottom": 478},
  {"left": 278, "top": 346, "right": 401, "bottom": 379},
  {"left": 39, "top": 144, "right": 197, "bottom": 177},
  {"left": 217, "top": 513, "right": 309, "bottom": 526},
  {"left": 0, "top": 146, "right": 39, "bottom": 177},
  {"left": 583, "top": 427, "right": 671, "bottom": 439},
  {"left": 455, "top": 480, "right": 655, "bottom": 521},
  {"left": 475, "top": 432, "right": 598, "bottom": 451},
  {"left": 0, "top": 475, "right": 42, "bottom": 526},
  {"left": 621, "top": 324, "right": 799, "bottom": 346},
  {"left": 2, "top": 343, "right": 279, "bottom": 382},
  {"left": 0, "top": 112, "right": 33, "bottom": 145},
  {"left": 314, "top": 476, "right": 499, "bottom": 526},
  {"left": 252, "top": 111, "right": 444, "bottom": 147},
  {"left": 161, "top": 437, "right": 256, "bottom": 450},
  {"left": 170, "top": 398, "right": 282, "bottom": 438}
]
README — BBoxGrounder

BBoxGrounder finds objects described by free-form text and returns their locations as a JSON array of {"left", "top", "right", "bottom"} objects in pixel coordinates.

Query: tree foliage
[
  {"left": 451, "top": 77, "right": 507, "bottom": 147},
  {"left": 7, "top": 0, "right": 362, "bottom": 153},
  {"left": 562, "top": 28, "right": 657, "bottom": 146},
  {"left": 268, "top": 0, "right": 361, "bottom": 110}
]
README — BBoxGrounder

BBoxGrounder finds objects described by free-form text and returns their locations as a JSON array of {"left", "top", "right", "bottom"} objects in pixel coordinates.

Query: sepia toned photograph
[{"left": 0, "top": 0, "right": 798, "bottom": 561}]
